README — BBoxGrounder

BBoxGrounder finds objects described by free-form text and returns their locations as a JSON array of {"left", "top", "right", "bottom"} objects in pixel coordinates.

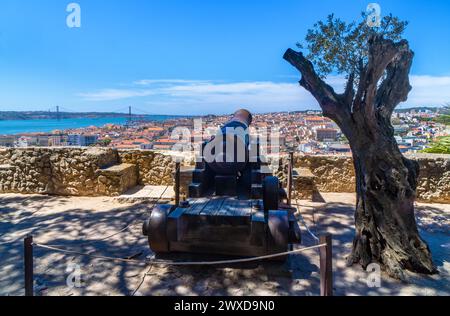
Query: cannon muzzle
[{"left": 205, "top": 109, "right": 253, "bottom": 175}]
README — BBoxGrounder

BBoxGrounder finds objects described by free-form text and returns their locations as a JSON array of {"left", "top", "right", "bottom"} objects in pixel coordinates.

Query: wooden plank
[
  {"left": 217, "top": 199, "right": 234, "bottom": 217},
  {"left": 218, "top": 199, "right": 252, "bottom": 217},
  {"left": 200, "top": 197, "right": 227, "bottom": 216},
  {"left": 237, "top": 200, "right": 253, "bottom": 216},
  {"left": 185, "top": 198, "right": 210, "bottom": 215}
]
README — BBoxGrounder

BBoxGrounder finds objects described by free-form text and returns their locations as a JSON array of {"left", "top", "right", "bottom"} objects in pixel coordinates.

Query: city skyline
[{"left": 1, "top": 0, "right": 450, "bottom": 115}]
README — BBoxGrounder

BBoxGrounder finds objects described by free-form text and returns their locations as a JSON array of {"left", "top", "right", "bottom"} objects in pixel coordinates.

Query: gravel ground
[{"left": 0, "top": 193, "right": 448, "bottom": 296}]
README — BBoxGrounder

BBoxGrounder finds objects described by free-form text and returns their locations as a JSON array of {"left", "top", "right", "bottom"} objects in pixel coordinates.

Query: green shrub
[
  {"left": 422, "top": 136, "right": 450, "bottom": 154},
  {"left": 434, "top": 115, "right": 450, "bottom": 125}
]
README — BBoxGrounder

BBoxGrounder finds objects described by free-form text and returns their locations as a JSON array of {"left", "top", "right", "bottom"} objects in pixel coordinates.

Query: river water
[{"left": 0, "top": 116, "right": 178, "bottom": 135}]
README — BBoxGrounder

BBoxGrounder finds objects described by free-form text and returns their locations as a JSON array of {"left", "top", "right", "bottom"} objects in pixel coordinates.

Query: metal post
[
  {"left": 320, "top": 234, "right": 333, "bottom": 296},
  {"left": 287, "top": 152, "right": 294, "bottom": 206},
  {"left": 24, "top": 235, "right": 34, "bottom": 297},
  {"left": 175, "top": 162, "right": 181, "bottom": 207}
]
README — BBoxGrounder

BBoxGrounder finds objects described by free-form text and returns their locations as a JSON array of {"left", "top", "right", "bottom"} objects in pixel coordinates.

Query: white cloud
[
  {"left": 133, "top": 79, "right": 211, "bottom": 86},
  {"left": 78, "top": 80, "right": 319, "bottom": 114},
  {"left": 408, "top": 75, "right": 450, "bottom": 106},
  {"left": 77, "top": 75, "right": 450, "bottom": 114}
]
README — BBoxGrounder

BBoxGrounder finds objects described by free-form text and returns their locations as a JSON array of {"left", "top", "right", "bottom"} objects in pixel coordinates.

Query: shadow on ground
[{"left": 0, "top": 193, "right": 448, "bottom": 296}]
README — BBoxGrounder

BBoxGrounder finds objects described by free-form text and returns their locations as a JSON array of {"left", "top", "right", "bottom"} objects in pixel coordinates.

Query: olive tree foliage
[{"left": 297, "top": 13, "right": 408, "bottom": 81}]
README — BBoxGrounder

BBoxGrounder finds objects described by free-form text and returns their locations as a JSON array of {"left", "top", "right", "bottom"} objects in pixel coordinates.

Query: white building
[{"left": 68, "top": 134, "right": 99, "bottom": 147}]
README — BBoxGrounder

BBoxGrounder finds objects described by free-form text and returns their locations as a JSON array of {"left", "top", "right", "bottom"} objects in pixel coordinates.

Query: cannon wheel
[
  {"left": 263, "top": 176, "right": 279, "bottom": 212},
  {"left": 147, "top": 205, "right": 172, "bottom": 253},
  {"left": 268, "top": 211, "right": 289, "bottom": 261}
]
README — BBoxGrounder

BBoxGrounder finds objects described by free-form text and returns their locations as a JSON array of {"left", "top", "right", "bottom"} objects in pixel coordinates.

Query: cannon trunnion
[{"left": 143, "top": 110, "right": 301, "bottom": 259}]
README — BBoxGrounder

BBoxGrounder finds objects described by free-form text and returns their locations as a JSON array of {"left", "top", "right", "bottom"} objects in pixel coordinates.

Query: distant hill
[
  {"left": 0, "top": 111, "right": 146, "bottom": 121},
  {"left": 394, "top": 107, "right": 443, "bottom": 114}
]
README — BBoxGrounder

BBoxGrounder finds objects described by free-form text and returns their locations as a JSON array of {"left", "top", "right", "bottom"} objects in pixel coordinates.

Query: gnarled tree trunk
[{"left": 284, "top": 35, "right": 437, "bottom": 279}]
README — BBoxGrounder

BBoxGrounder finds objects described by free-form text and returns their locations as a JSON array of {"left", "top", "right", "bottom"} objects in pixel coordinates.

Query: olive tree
[{"left": 284, "top": 14, "right": 437, "bottom": 279}]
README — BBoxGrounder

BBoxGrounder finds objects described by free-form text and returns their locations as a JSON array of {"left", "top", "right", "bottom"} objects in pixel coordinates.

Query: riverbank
[{"left": 0, "top": 115, "right": 182, "bottom": 135}]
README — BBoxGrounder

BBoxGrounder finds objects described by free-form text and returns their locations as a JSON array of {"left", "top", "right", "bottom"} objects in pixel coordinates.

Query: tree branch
[
  {"left": 342, "top": 72, "right": 355, "bottom": 106},
  {"left": 354, "top": 36, "right": 409, "bottom": 114},
  {"left": 283, "top": 49, "right": 343, "bottom": 121},
  {"left": 376, "top": 48, "right": 414, "bottom": 119}
]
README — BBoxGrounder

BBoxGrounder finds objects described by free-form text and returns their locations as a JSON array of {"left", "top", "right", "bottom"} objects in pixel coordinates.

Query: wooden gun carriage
[{"left": 143, "top": 110, "right": 301, "bottom": 259}]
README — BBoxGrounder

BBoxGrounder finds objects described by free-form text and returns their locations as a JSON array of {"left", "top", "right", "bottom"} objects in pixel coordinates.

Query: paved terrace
[{"left": 0, "top": 191, "right": 449, "bottom": 296}]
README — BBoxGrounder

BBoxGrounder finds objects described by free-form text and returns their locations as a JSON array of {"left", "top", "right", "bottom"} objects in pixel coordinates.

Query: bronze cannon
[{"left": 143, "top": 109, "right": 301, "bottom": 259}]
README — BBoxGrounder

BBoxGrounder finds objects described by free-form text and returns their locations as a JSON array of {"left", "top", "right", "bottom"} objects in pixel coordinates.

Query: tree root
[{"left": 347, "top": 234, "right": 438, "bottom": 281}]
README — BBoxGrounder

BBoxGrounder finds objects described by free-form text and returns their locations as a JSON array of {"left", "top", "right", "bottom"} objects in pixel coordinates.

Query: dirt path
[{"left": 0, "top": 193, "right": 448, "bottom": 296}]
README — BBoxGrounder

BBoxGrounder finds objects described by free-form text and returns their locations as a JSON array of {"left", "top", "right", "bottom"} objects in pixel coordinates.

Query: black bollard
[
  {"left": 320, "top": 234, "right": 333, "bottom": 296},
  {"left": 24, "top": 235, "right": 34, "bottom": 297}
]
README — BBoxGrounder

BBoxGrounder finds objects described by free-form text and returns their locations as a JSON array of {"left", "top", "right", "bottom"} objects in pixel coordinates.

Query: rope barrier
[
  {"left": 2, "top": 214, "right": 140, "bottom": 248},
  {"left": 0, "top": 230, "right": 34, "bottom": 245},
  {"left": 292, "top": 197, "right": 320, "bottom": 242},
  {"left": 0, "top": 208, "right": 48, "bottom": 245},
  {"left": 296, "top": 212, "right": 320, "bottom": 242},
  {"left": 33, "top": 242, "right": 327, "bottom": 266},
  {"left": 21, "top": 163, "right": 335, "bottom": 296},
  {"left": 0, "top": 186, "right": 170, "bottom": 248},
  {"left": 33, "top": 243, "right": 146, "bottom": 264},
  {"left": 0, "top": 237, "right": 25, "bottom": 246},
  {"left": 30, "top": 182, "right": 325, "bottom": 268},
  {"left": 132, "top": 265, "right": 154, "bottom": 296},
  {"left": 79, "top": 186, "right": 170, "bottom": 244},
  {"left": 76, "top": 185, "right": 169, "bottom": 245},
  {"left": 22, "top": 182, "right": 326, "bottom": 268},
  {"left": 148, "top": 244, "right": 327, "bottom": 266}
]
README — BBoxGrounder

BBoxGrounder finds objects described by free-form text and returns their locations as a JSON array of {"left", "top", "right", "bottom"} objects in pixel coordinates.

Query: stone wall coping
[
  {"left": 117, "top": 149, "right": 174, "bottom": 156},
  {"left": 1, "top": 147, "right": 448, "bottom": 159},
  {"left": 295, "top": 153, "right": 450, "bottom": 160},
  {"left": 99, "top": 163, "right": 136, "bottom": 174},
  {"left": 1, "top": 146, "right": 92, "bottom": 150},
  {"left": 293, "top": 168, "right": 315, "bottom": 178},
  {"left": 405, "top": 153, "right": 450, "bottom": 160}
]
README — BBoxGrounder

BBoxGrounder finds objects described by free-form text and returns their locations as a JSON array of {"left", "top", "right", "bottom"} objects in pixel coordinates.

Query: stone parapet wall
[
  {"left": 0, "top": 148, "right": 448, "bottom": 203},
  {"left": 292, "top": 153, "right": 450, "bottom": 204},
  {"left": 118, "top": 150, "right": 175, "bottom": 186},
  {"left": 0, "top": 149, "right": 8, "bottom": 165},
  {"left": 50, "top": 148, "right": 119, "bottom": 196},
  {"left": 97, "top": 163, "right": 138, "bottom": 196},
  {"left": 409, "top": 154, "right": 450, "bottom": 204},
  {"left": 0, "top": 148, "right": 174, "bottom": 197},
  {"left": 293, "top": 155, "right": 356, "bottom": 193},
  {"left": 0, "top": 148, "right": 52, "bottom": 194}
]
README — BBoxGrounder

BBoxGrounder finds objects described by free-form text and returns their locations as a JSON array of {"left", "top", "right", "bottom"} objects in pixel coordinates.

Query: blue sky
[{"left": 1, "top": 0, "right": 450, "bottom": 115}]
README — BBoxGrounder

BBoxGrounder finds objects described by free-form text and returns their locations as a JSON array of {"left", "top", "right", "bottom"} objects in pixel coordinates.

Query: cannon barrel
[
  {"left": 229, "top": 109, "right": 253, "bottom": 128},
  {"left": 206, "top": 109, "right": 253, "bottom": 175}
]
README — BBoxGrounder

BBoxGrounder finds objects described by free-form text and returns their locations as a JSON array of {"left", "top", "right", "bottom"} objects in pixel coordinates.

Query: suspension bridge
[{"left": 46, "top": 105, "right": 162, "bottom": 125}]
